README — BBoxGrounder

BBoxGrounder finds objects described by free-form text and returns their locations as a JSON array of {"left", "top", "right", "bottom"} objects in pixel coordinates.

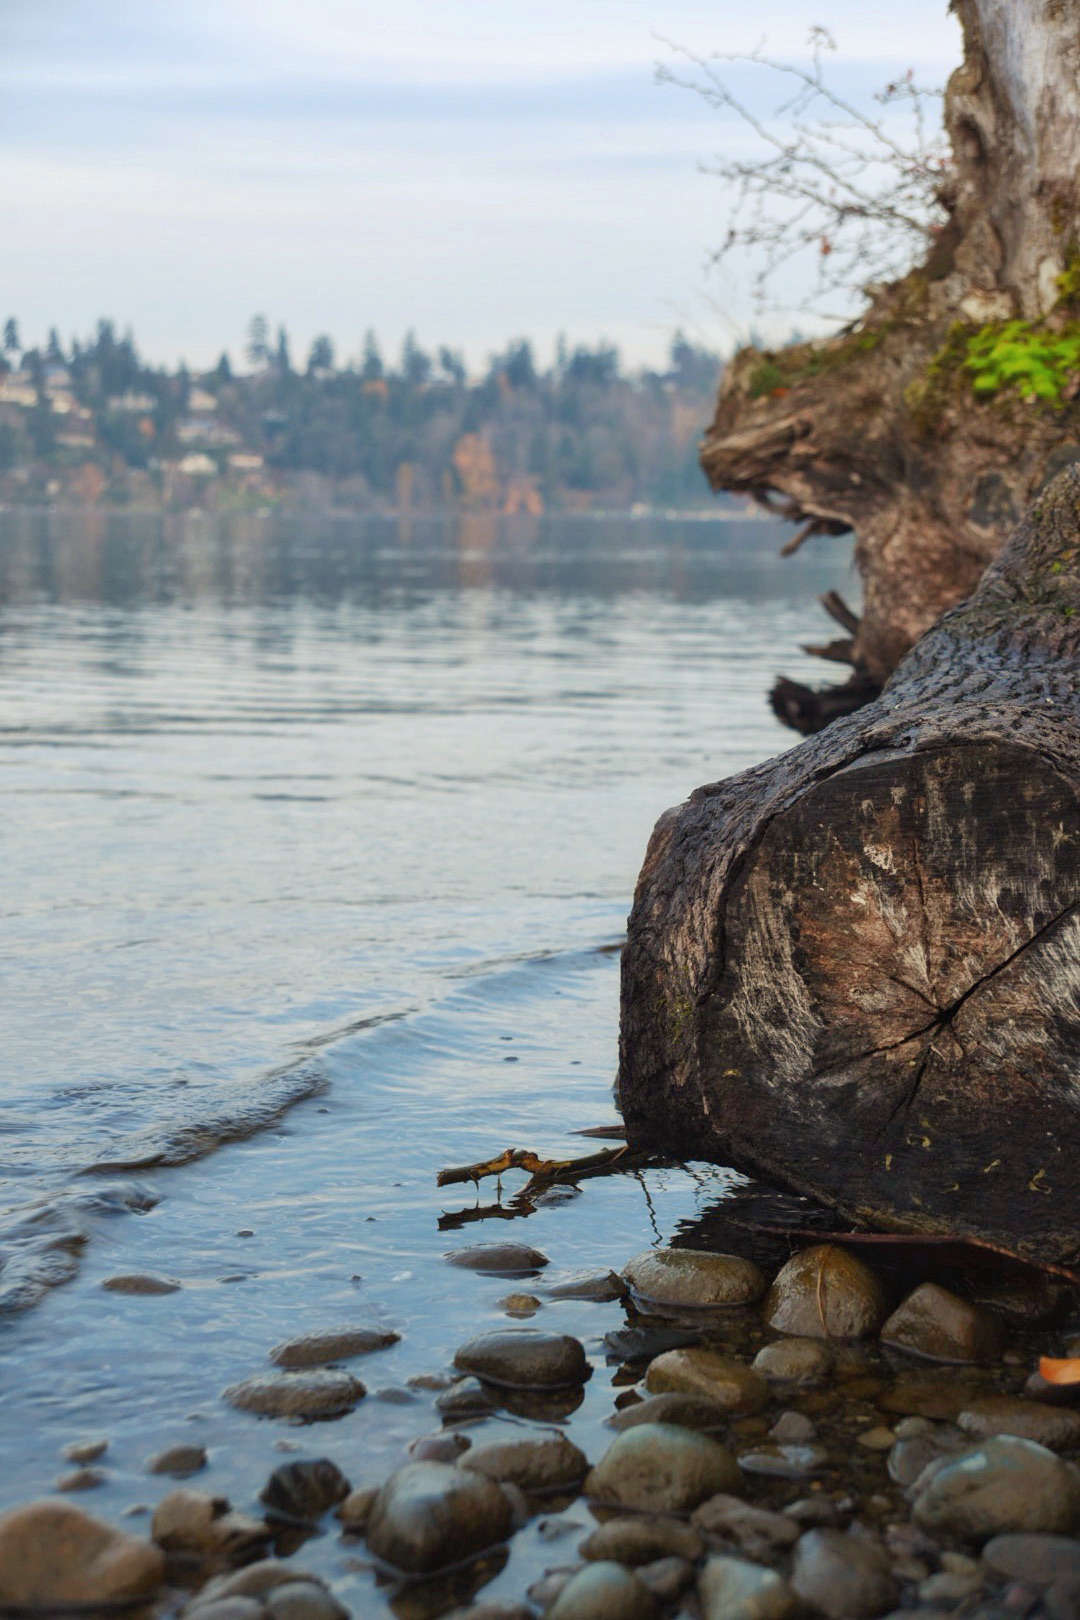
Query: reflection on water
[{"left": 0, "top": 506, "right": 856, "bottom": 1606}]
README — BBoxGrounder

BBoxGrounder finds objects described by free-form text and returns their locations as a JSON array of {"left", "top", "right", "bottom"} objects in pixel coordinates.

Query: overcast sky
[{"left": 3, "top": 0, "right": 962, "bottom": 372}]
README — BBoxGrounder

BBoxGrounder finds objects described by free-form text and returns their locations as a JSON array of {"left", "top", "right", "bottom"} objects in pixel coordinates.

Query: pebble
[
  {"left": 982, "top": 1534, "right": 1080, "bottom": 1587},
  {"left": 763, "top": 1246, "right": 888, "bottom": 1340},
  {"left": 453, "top": 1328, "right": 589, "bottom": 1389},
  {"left": 222, "top": 1370, "right": 365, "bottom": 1419},
  {"left": 880, "top": 1283, "right": 1005, "bottom": 1363},
  {"left": 879, "top": 1374, "right": 987, "bottom": 1421},
  {"left": 887, "top": 1429, "right": 967, "bottom": 1488},
  {"left": 912, "top": 1436, "right": 1080, "bottom": 1541},
  {"left": 698, "top": 1552, "right": 797, "bottom": 1620},
  {"left": 462, "top": 1435, "right": 588, "bottom": 1495},
  {"left": 443, "top": 1607, "right": 532, "bottom": 1620},
  {"left": 586, "top": 1423, "right": 742, "bottom": 1513},
  {"left": 409, "top": 1431, "right": 471, "bottom": 1463},
  {"left": 622, "top": 1248, "right": 766, "bottom": 1309},
  {"left": 790, "top": 1528, "right": 897, "bottom": 1619},
  {"left": 102, "top": 1273, "right": 181, "bottom": 1295},
  {"left": 637, "top": 1556, "right": 694, "bottom": 1602},
  {"left": 259, "top": 1458, "right": 351, "bottom": 1522},
  {"left": 643, "top": 1349, "right": 768, "bottom": 1413},
  {"left": 608, "top": 1392, "right": 731, "bottom": 1434},
  {"left": 337, "top": 1486, "right": 377, "bottom": 1529},
  {"left": 56, "top": 1468, "right": 106, "bottom": 1491},
  {"left": 268, "top": 1327, "right": 399, "bottom": 1368},
  {"left": 546, "top": 1270, "right": 627, "bottom": 1302},
  {"left": 580, "top": 1516, "right": 705, "bottom": 1565},
  {"left": 364, "top": 1461, "right": 514, "bottom": 1575},
  {"left": 185, "top": 1601, "right": 265, "bottom": 1620},
  {"left": 436, "top": 1377, "right": 496, "bottom": 1419},
  {"left": 198, "top": 1561, "right": 324, "bottom": 1600},
  {"left": 264, "top": 1582, "right": 350, "bottom": 1620},
  {"left": 856, "top": 1426, "right": 896, "bottom": 1452},
  {"left": 737, "top": 1444, "right": 829, "bottom": 1480},
  {"left": 152, "top": 1490, "right": 271, "bottom": 1563},
  {"left": 63, "top": 1438, "right": 108, "bottom": 1463},
  {"left": 603, "top": 1325, "right": 701, "bottom": 1362},
  {"left": 753, "top": 1338, "right": 833, "bottom": 1387},
  {"left": 691, "top": 1495, "right": 800, "bottom": 1558},
  {"left": 546, "top": 1560, "right": 656, "bottom": 1620},
  {"left": 148, "top": 1444, "right": 208, "bottom": 1478},
  {"left": 919, "top": 1569, "right": 984, "bottom": 1603},
  {"left": 957, "top": 1397, "right": 1080, "bottom": 1451},
  {"left": 499, "top": 1294, "right": 541, "bottom": 1317},
  {"left": 770, "top": 1411, "right": 817, "bottom": 1444},
  {"left": 0, "top": 1501, "right": 165, "bottom": 1604},
  {"left": 445, "top": 1242, "right": 549, "bottom": 1276}
]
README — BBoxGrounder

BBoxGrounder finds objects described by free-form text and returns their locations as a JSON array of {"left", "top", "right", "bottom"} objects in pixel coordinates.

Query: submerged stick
[{"left": 437, "top": 1144, "right": 636, "bottom": 1189}]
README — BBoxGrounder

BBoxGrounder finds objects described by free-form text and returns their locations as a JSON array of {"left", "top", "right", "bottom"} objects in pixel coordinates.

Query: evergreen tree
[
  {"left": 2, "top": 317, "right": 19, "bottom": 357},
  {"left": 246, "top": 314, "right": 271, "bottom": 370}
]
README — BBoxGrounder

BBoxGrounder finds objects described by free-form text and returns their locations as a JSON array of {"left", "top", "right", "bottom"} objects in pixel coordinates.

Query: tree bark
[
  {"left": 618, "top": 469, "right": 1080, "bottom": 1266},
  {"left": 702, "top": 0, "right": 1080, "bottom": 729}
]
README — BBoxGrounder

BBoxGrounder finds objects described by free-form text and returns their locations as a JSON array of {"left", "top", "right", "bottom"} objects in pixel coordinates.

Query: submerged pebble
[
  {"left": 546, "top": 1560, "right": 656, "bottom": 1620},
  {"left": 698, "top": 1552, "right": 796, "bottom": 1620},
  {"left": 546, "top": 1270, "right": 627, "bottom": 1302},
  {"left": 453, "top": 1328, "right": 589, "bottom": 1389},
  {"left": 644, "top": 1347, "right": 768, "bottom": 1413},
  {"left": 579, "top": 1515, "right": 705, "bottom": 1565},
  {"left": 956, "top": 1395, "right": 1080, "bottom": 1451},
  {"left": 445, "top": 1242, "right": 549, "bottom": 1276},
  {"left": 586, "top": 1423, "right": 742, "bottom": 1513},
  {"left": 364, "top": 1461, "right": 514, "bottom": 1575},
  {"left": 607, "top": 1391, "right": 731, "bottom": 1434},
  {"left": 911, "top": 1435, "right": 1080, "bottom": 1541},
  {"left": 222, "top": 1370, "right": 365, "bottom": 1420},
  {"left": 148, "top": 1444, "right": 208, "bottom": 1478},
  {"left": 622, "top": 1248, "right": 766, "bottom": 1309},
  {"left": 790, "top": 1527, "right": 897, "bottom": 1619},
  {"left": 102, "top": 1273, "right": 181, "bottom": 1295},
  {"left": 461, "top": 1435, "right": 588, "bottom": 1494},
  {"left": 268, "top": 1327, "right": 399, "bottom": 1368},
  {"left": 752, "top": 1338, "right": 833, "bottom": 1387}
]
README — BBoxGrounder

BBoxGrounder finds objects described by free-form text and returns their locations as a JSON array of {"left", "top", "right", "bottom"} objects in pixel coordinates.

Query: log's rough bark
[
  {"left": 618, "top": 468, "right": 1080, "bottom": 1265},
  {"left": 701, "top": 0, "right": 1080, "bottom": 727}
]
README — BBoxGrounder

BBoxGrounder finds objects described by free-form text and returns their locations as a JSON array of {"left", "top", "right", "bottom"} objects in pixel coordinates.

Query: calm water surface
[{"left": 0, "top": 507, "right": 855, "bottom": 1609}]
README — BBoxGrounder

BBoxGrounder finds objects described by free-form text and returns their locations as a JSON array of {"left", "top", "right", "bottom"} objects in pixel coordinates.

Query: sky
[{"left": 2, "top": 0, "right": 963, "bottom": 373}]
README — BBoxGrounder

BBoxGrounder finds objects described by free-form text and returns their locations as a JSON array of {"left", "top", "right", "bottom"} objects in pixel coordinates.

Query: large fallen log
[{"left": 618, "top": 468, "right": 1080, "bottom": 1265}]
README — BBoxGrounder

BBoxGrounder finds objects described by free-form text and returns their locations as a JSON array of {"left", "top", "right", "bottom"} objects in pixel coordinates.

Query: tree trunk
[
  {"left": 701, "top": 0, "right": 1080, "bottom": 731},
  {"left": 618, "top": 469, "right": 1080, "bottom": 1266}
]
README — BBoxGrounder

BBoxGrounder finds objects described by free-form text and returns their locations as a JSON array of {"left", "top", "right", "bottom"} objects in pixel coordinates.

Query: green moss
[
  {"left": 747, "top": 329, "right": 883, "bottom": 399},
  {"left": 963, "top": 321, "right": 1080, "bottom": 406}
]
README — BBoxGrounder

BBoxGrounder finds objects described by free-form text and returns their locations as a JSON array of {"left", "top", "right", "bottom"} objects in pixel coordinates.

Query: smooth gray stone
[
  {"left": 699, "top": 1553, "right": 797, "bottom": 1620},
  {"left": 790, "top": 1528, "right": 897, "bottom": 1619}
]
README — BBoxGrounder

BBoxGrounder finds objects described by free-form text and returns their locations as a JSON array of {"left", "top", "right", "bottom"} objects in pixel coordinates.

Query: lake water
[{"left": 0, "top": 505, "right": 855, "bottom": 1609}]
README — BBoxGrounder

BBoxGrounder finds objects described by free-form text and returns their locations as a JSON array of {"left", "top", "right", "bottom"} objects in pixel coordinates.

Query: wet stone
[
  {"left": 185, "top": 1601, "right": 264, "bottom": 1620},
  {"left": 198, "top": 1560, "right": 324, "bottom": 1601},
  {"left": 691, "top": 1495, "right": 800, "bottom": 1560},
  {"left": 337, "top": 1486, "right": 377, "bottom": 1529},
  {"left": 445, "top": 1242, "right": 549, "bottom": 1276},
  {"left": 763, "top": 1246, "right": 888, "bottom": 1341},
  {"left": 268, "top": 1327, "right": 399, "bottom": 1368},
  {"left": 63, "top": 1438, "right": 108, "bottom": 1463},
  {"left": 880, "top": 1284, "right": 1005, "bottom": 1364},
  {"left": 462, "top": 1435, "right": 588, "bottom": 1495},
  {"left": 364, "top": 1461, "right": 515, "bottom": 1575},
  {"left": 770, "top": 1411, "right": 817, "bottom": 1445},
  {"left": 982, "top": 1534, "right": 1080, "bottom": 1587},
  {"left": 580, "top": 1516, "right": 705, "bottom": 1565},
  {"left": 608, "top": 1392, "right": 731, "bottom": 1435},
  {"left": 888, "top": 1429, "right": 967, "bottom": 1489},
  {"left": 643, "top": 1349, "right": 768, "bottom": 1414},
  {"left": 586, "top": 1423, "right": 742, "bottom": 1514},
  {"left": 148, "top": 1444, "right": 207, "bottom": 1478},
  {"left": 753, "top": 1338, "right": 833, "bottom": 1387},
  {"left": 0, "top": 1501, "right": 166, "bottom": 1604},
  {"left": 738, "top": 1444, "right": 829, "bottom": 1481},
  {"left": 410, "top": 1431, "right": 472, "bottom": 1463},
  {"left": 698, "top": 1552, "right": 797, "bottom": 1620},
  {"left": 259, "top": 1458, "right": 351, "bottom": 1522},
  {"left": 222, "top": 1370, "right": 365, "bottom": 1420},
  {"left": 454, "top": 1328, "right": 589, "bottom": 1389},
  {"left": 546, "top": 1560, "right": 656, "bottom": 1620},
  {"left": 437, "top": 1377, "right": 496, "bottom": 1419},
  {"left": 790, "top": 1528, "right": 897, "bottom": 1619},
  {"left": 102, "top": 1272, "right": 181, "bottom": 1295},
  {"left": 957, "top": 1397, "right": 1080, "bottom": 1451},
  {"left": 603, "top": 1325, "right": 701, "bottom": 1363},
  {"left": 622, "top": 1248, "right": 766, "bottom": 1310},
  {"left": 264, "top": 1582, "right": 349, "bottom": 1620},
  {"left": 498, "top": 1294, "right": 541, "bottom": 1317},
  {"left": 56, "top": 1468, "right": 106, "bottom": 1491},
  {"left": 856, "top": 1426, "right": 897, "bottom": 1452},
  {"left": 912, "top": 1436, "right": 1080, "bottom": 1542},
  {"left": 546, "top": 1270, "right": 627, "bottom": 1303},
  {"left": 879, "top": 1374, "right": 988, "bottom": 1421},
  {"left": 637, "top": 1557, "right": 694, "bottom": 1603}
]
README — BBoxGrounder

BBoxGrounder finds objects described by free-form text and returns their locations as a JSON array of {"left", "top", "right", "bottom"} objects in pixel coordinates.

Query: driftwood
[{"left": 619, "top": 469, "right": 1080, "bottom": 1266}]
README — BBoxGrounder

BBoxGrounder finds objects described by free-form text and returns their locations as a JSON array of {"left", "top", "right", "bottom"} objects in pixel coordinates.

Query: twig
[{"left": 437, "top": 1144, "right": 636, "bottom": 1190}]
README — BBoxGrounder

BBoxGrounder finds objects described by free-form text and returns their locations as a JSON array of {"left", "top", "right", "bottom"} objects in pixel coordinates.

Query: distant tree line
[{"left": 0, "top": 316, "right": 724, "bottom": 510}]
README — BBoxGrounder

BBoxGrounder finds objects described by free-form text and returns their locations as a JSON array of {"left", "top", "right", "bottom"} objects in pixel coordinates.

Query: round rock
[
  {"left": 622, "top": 1249, "right": 766, "bottom": 1310},
  {"left": 982, "top": 1533, "right": 1080, "bottom": 1587},
  {"left": 222, "top": 1370, "right": 365, "bottom": 1419},
  {"left": 260, "top": 1459, "right": 351, "bottom": 1521},
  {"left": 462, "top": 1436, "right": 588, "bottom": 1495},
  {"left": 265, "top": 1582, "right": 350, "bottom": 1620},
  {"left": 790, "top": 1528, "right": 897, "bottom": 1619},
  {"left": 957, "top": 1397, "right": 1080, "bottom": 1451},
  {"left": 763, "top": 1246, "right": 887, "bottom": 1340},
  {"left": 148, "top": 1445, "right": 207, "bottom": 1478},
  {"left": 546, "top": 1270, "right": 627, "bottom": 1303},
  {"left": 586, "top": 1423, "right": 742, "bottom": 1514},
  {"left": 445, "top": 1242, "right": 549, "bottom": 1276},
  {"left": 365, "top": 1461, "right": 514, "bottom": 1575},
  {"left": 102, "top": 1273, "right": 181, "bottom": 1295},
  {"left": 912, "top": 1436, "right": 1080, "bottom": 1542},
  {"left": 608, "top": 1392, "right": 731, "bottom": 1434},
  {"left": 269, "top": 1327, "right": 399, "bottom": 1368},
  {"left": 880, "top": 1284, "right": 1005, "bottom": 1363},
  {"left": 644, "top": 1348, "right": 768, "bottom": 1414},
  {"left": 753, "top": 1338, "right": 834, "bottom": 1387},
  {"left": 580, "top": 1515, "right": 704, "bottom": 1565},
  {"left": 0, "top": 1502, "right": 165, "bottom": 1604},
  {"left": 547, "top": 1561, "right": 656, "bottom": 1620},
  {"left": 453, "top": 1328, "right": 589, "bottom": 1390},
  {"left": 699, "top": 1553, "right": 797, "bottom": 1620}
]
